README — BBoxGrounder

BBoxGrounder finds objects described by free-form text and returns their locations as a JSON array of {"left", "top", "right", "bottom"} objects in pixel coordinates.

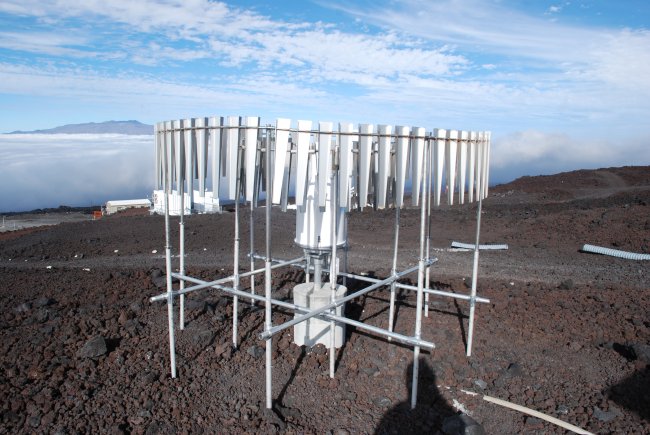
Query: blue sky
[{"left": 0, "top": 0, "right": 649, "bottom": 211}]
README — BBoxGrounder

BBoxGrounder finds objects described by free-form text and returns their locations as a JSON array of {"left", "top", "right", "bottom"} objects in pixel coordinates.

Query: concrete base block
[{"left": 293, "top": 282, "right": 347, "bottom": 348}]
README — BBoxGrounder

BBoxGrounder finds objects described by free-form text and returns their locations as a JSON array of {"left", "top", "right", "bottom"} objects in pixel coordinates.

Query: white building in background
[
  {"left": 105, "top": 199, "right": 151, "bottom": 215},
  {"left": 151, "top": 190, "right": 220, "bottom": 215}
]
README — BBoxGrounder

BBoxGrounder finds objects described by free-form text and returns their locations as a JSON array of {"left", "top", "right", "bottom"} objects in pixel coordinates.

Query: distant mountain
[{"left": 8, "top": 120, "right": 153, "bottom": 135}]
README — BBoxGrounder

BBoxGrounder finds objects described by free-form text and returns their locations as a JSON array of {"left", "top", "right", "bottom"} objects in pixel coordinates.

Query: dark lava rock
[
  {"left": 505, "top": 362, "right": 523, "bottom": 378},
  {"left": 593, "top": 406, "right": 621, "bottom": 423},
  {"left": 442, "top": 414, "right": 485, "bottom": 435},
  {"left": 78, "top": 335, "right": 108, "bottom": 359},
  {"left": 373, "top": 396, "right": 392, "bottom": 408},
  {"left": 34, "top": 297, "right": 56, "bottom": 307},
  {"left": 185, "top": 299, "right": 207, "bottom": 313},
  {"left": 14, "top": 302, "right": 32, "bottom": 313},
  {"left": 474, "top": 379, "right": 488, "bottom": 390},
  {"left": 558, "top": 279, "right": 574, "bottom": 290},
  {"left": 247, "top": 345, "right": 265, "bottom": 358},
  {"left": 631, "top": 343, "right": 650, "bottom": 363},
  {"left": 191, "top": 330, "right": 216, "bottom": 348}
]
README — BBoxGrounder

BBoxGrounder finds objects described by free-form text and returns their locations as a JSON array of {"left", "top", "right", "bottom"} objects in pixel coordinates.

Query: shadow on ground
[{"left": 374, "top": 359, "right": 463, "bottom": 434}]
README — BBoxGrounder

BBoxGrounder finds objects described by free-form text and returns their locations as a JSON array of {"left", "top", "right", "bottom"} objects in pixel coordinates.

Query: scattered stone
[
  {"left": 593, "top": 406, "right": 620, "bottom": 423},
  {"left": 631, "top": 343, "right": 650, "bottom": 363},
  {"left": 558, "top": 279, "right": 574, "bottom": 290},
  {"left": 505, "top": 362, "right": 523, "bottom": 378},
  {"left": 556, "top": 404, "right": 569, "bottom": 415},
  {"left": 247, "top": 345, "right": 265, "bottom": 359},
  {"left": 442, "top": 414, "right": 486, "bottom": 435},
  {"left": 78, "top": 335, "right": 108, "bottom": 359},
  {"left": 191, "top": 330, "right": 216, "bottom": 348},
  {"left": 474, "top": 379, "right": 488, "bottom": 390},
  {"left": 373, "top": 396, "right": 391, "bottom": 408},
  {"left": 34, "top": 297, "right": 56, "bottom": 307},
  {"left": 14, "top": 302, "right": 31, "bottom": 313},
  {"left": 28, "top": 414, "right": 41, "bottom": 428},
  {"left": 141, "top": 370, "right": 159, "bottom": 385},
  {"left": 524, "top": 416, "right": 544, "bottom": 430},
  {"left": 185, "top": 299, "right": 207, "bottom": 313},
  {"left": 35, "top": 309, "right": 49, "bottom": 323}
]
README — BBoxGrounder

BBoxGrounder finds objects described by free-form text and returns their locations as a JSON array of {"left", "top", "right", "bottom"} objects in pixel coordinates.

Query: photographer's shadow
[{"left": 374, "top": 358, "right": 460, "bottom": 435}]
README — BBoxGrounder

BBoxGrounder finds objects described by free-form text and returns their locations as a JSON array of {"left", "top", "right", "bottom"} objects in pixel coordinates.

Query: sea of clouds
[
  {"left": 1, "top": 130, "right": 647, "bottom": 213},
  {"left": 0, "top": 134, "right": 153, "bottom": 212}
]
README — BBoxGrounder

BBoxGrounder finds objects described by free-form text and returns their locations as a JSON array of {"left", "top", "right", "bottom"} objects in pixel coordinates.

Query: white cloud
[
  {"left": 0, "top": 31, "right": 96, "bottom": 58},
  {"left": 0, "top": 134, "right": 153, "bottom": 211},
  {"left": 490, "top": 130, "right": 650, "bottom": 182}
]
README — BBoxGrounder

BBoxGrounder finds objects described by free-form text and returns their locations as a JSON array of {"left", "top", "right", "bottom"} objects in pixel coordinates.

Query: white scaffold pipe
[
  {"left": 466, "top": 195, "right": 483, "bottom": 358},
  {"left": 249, "top": 202, "right": 256, "bottom": 305},
  {"left": 388, "top": 206, "right": 401, "bottom": 338},
  {"left": 581, "top": 244, "right": 650, "bottom": 260},
  {"left": 178, "top": 167, "right": 186, "bottom": 331},
  {"left": 149, "top": 256, "right": 305, "bottom": 303},
  {"left": 337, "top": 271, "right": 490, "bottom": 304},
  {"left": 264, "top": 129, "right": 273, "bottom": 410},
  {"left": 162, "top": 121, "right": 177, "bottom": 379},
  {"left": 175, "top": 274, "right": 436, "bottom": 350},
  {"left": 483, "top": 395, "right": 594, "bottom": 435},
  {"left": 329, "top": 159, "right": 339, "bottom": 379},
  {"left": 411, "top": 138, "right": 431, "bottom": 410},
  {"left": 259, "top": 261, "right": 432, "bottom": 341},
  {"left": 451, "top": 241, "right": 508, "bottom": 250},
  {"left": 232, "top": 184, "right": 241, "bottom": 349}
]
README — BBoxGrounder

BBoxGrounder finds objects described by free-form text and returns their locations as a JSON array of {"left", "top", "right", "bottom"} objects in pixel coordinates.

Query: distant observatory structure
[{"left": 149, "top": 116, "right": 491, "bottom": 409}]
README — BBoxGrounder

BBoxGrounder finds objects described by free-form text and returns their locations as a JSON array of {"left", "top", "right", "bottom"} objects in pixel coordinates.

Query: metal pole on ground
[
  {"left": 329, "top": 161, "right": 338, "bottom": 378},
  {"left": 163, "top": 125, "right": 177, "bottom": 378},
  {"left": 233, "top": 177, "right": 241, "bottom": 348},
  {"left": 250, "top": 201, "right": 256, "bottom": 304},
  {"left": 264, "top": 128, "right": 273, "bottom": 409},
  {"left": 179, "top": 153, "right": 186, "bottom": 330},
  {"left": 466, "top": 194, "right": 483, "bottom": 357},
  {"left": 388, "top": 206, "right": 401, "bottom": 337},
  {"left": 424, "top": 142, "right": 433, "bottom": 317},
  {"left": 411, "top": 139, "right": 430, "bottom": 409}
]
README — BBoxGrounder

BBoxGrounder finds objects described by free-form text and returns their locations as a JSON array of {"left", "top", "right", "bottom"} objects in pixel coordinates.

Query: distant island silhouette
[{"left": 7, "top": 120, "right": 153, "bottom": 135}]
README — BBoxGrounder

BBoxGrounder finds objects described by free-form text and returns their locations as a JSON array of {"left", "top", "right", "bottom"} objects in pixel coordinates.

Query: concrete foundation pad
[{"left": 293, "top": 282, "right": 347, "bottom": 348}]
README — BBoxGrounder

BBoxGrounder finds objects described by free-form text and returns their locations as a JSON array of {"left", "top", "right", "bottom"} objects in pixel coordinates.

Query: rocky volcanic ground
[{"left": 0, "top": 166, "right": 649, "bottom": 434}]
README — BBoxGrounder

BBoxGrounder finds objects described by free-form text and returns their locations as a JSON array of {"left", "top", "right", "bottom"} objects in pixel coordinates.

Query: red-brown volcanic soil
[{"left": 1, "top": 166, "right": 649, "bottom": 434}]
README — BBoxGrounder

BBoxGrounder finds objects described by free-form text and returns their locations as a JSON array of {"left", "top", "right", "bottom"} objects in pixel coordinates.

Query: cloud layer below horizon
[
  {"left": 1, "top": 129, "right": 647, "bottom": 213},
  {"left": 0, "top": 134, "right": 152, "bottom": 212}
]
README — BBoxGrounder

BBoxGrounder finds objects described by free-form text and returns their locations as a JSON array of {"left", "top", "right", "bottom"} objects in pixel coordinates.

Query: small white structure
[
  {"left": 105, "top": 199, "right": 151, "bottom": 215},
  {"left": 151, "top": 190, "right": 220, "bottom": 215}
]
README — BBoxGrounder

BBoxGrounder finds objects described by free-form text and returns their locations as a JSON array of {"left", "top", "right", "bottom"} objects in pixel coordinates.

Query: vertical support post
[
  {"left": 178, "top": 123, "right": 186, "bottom": 330},
  {"left": 329, "top": 160, "right": 338, "bottom": 378},
  {"left": 264, "top": 128, "right": 273, "bottom": 409},
  {"left": 233, "top": 173, "right": 241, "bottom": 348},
  {"left": 179, "top": 189, "right": 186, "bottom": 330},
  {"left": 424, "top": 140, "right": 434, "bottom": 318},
  {"left": 249, "top": 201, "right": 256, "bottom": 304},
  {"left": 388, "top": 206, "right": 401, "bottom": 336},
  {"left": 411, "top": 139, "right": 430, "bottom": 409},
  {"left": 466, "top": 193, "right": 483, "bottom": 357},
  {"left": 163, "top": 122, "right": 177, "bottom": 378},
  {"left": 342, "top": 214, "right": 348, "bottom": 287}
]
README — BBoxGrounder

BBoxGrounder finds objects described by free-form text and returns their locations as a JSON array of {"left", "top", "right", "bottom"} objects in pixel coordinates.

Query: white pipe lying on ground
[
  {"left": 483, "top": 395, "right": 594, "bottom": 435},
  {"left": 581, "top": 244, "right": 650, "bottom": 260},
  {"left": 451, "top": 241, "right": 508, "bottom": 250}
]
